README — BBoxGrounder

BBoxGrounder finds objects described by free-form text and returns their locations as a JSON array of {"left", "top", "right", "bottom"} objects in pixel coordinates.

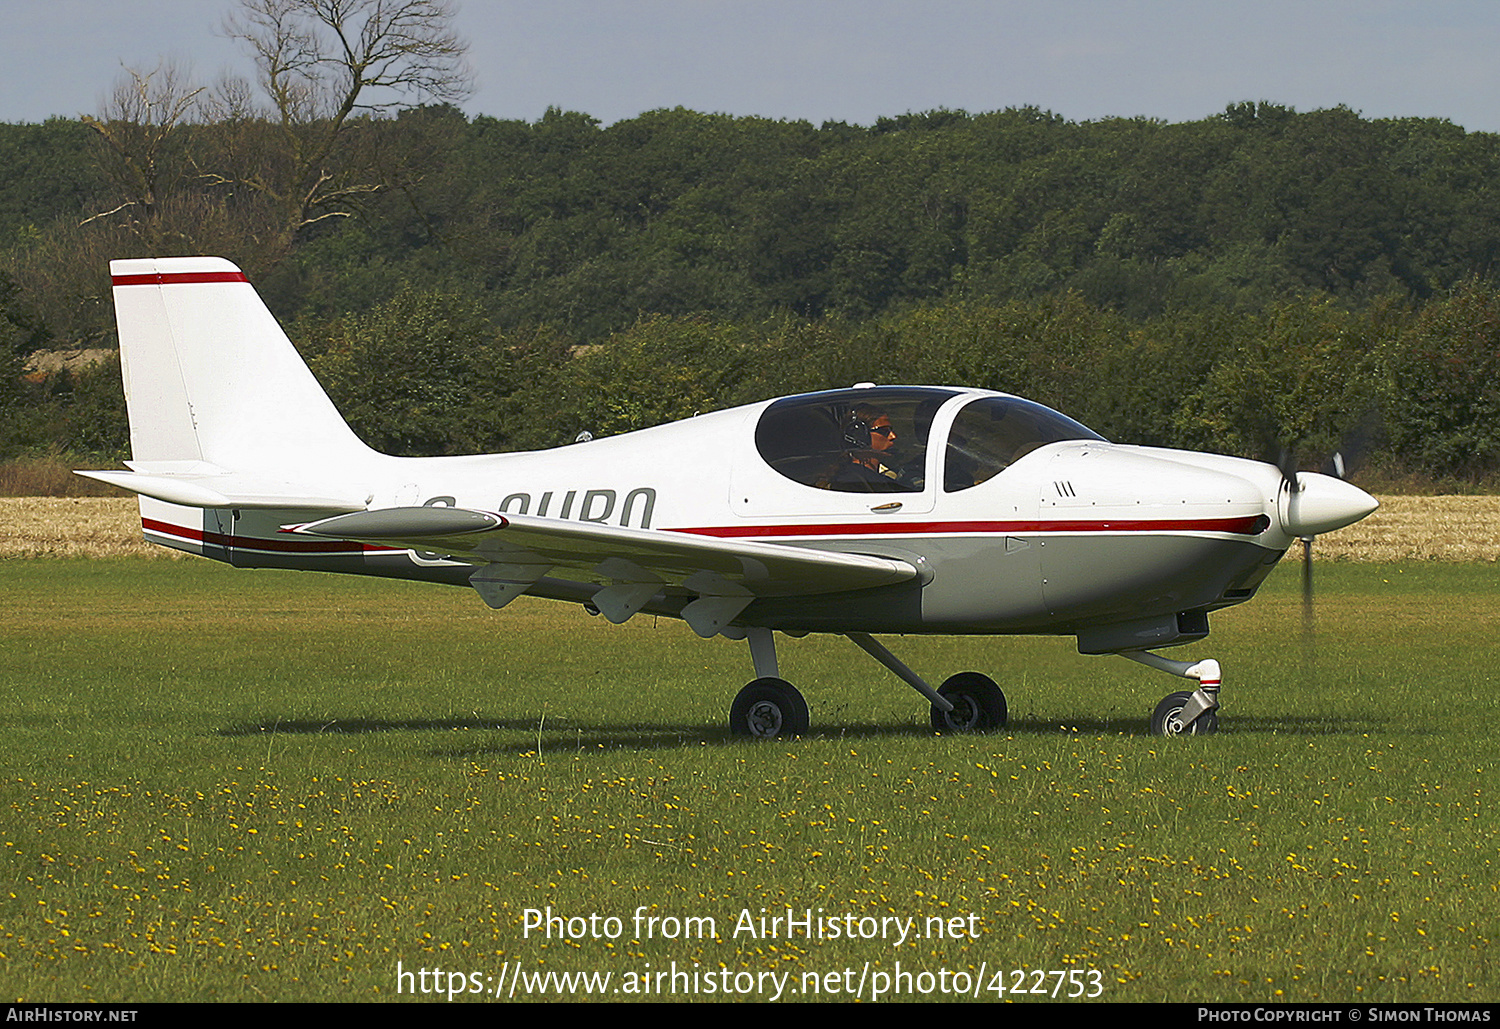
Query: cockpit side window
[
  {"left": 944, "top": 397, "right": 1106, "bottom": 492},
  {"left": 754, "top": 389, "right": 954, "bottom": 493}
]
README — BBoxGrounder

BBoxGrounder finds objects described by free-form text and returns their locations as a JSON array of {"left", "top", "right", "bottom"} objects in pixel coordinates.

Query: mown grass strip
[{"left": 0, "top": 559, "right": 1494, "bottom": 1002}]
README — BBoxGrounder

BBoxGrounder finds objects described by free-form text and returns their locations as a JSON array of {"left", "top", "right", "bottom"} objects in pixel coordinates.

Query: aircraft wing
[{"left": 289, "top": 506, "right": 918, "bottom": 636}]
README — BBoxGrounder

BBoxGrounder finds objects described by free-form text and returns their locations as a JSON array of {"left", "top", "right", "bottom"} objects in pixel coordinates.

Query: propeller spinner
[{"left": 1278, "top": 470, "right": 1378, "bottom": 538}]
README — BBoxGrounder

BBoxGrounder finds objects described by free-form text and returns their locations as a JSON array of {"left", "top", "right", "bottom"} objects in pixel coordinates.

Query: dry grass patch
[
  {"left": 0, "top": 497, "right": 171, "bottom": 559},
  {"left": 1314, "top": 494, "right": 1500, "bottom": 562}
]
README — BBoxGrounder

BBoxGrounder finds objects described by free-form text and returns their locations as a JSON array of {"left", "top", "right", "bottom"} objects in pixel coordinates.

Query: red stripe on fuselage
[
  {"left": 142, "top": 515, "right": 1265, "bottom": 559},
  {"left": 141, "top": 518, "right": 398, "bottom": 555},
  {"left": 112, "top": 271, "right": 250, "bottom": 287},
  {"left": 671, "top": 516, "right": 1266, "bottom": 539}
]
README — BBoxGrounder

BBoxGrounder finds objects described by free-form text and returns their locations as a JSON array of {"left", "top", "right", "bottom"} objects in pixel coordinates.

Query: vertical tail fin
[{"left": 109, "top": 256, "right": 377, "bottom": 475}]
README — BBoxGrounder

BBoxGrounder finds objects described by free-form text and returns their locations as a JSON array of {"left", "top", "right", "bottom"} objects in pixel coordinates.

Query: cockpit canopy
[
  {"left": 753, "top": 388, "right": 1105, "bottom": 494},
  {"left": 944, "top": 394, "right": 1105, "bottom": 491}
]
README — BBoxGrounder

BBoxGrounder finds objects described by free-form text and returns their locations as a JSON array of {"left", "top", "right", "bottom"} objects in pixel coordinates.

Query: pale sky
[{"left": 3, "top": 0, "right": 1499, "bottom": 131}]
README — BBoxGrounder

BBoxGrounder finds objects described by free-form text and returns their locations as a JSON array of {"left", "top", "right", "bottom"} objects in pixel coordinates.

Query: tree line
[{"left": 4, "top": 87, "right": 1500, "bottom": 485}]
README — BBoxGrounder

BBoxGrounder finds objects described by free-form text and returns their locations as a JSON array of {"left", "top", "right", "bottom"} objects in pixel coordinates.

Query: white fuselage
[{"left": 139, "top": 388, "right": 1364, "bottom": 642}]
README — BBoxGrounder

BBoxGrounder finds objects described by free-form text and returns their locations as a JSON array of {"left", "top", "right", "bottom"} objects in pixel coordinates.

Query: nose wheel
[
  {"left": 1123, "top": 653, "right": 1222, "bottom": 736},
  {"left": 1150, "top": 690, "right": 1219, "bottom": 736}
]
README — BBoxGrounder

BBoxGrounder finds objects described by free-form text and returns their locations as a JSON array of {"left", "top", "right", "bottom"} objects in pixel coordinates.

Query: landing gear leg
[
  {"left": 846, "top": 633, "right": 1007, "bottom": 733},
  {"left": 728, "top": 628, "right": 810, "bottom": 739},
  {"left": 1121, "top": 653, "right": 1221, "bottom": 736}
]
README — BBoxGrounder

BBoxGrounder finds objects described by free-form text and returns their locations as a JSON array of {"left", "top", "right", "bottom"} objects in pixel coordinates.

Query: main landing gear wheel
[
  {"left": 729, "top": 677, "right": 810, "bottom": 739},
  {"left": 1150, "top": 690, "right": 1219, "bottom": 737},
  {"left": 930, "top": 672, "right": 1008, "bottom": 733}
]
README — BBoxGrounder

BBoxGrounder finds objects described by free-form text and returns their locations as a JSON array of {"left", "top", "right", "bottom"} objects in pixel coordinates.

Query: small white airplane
[{"left": 80, "top": 257, "right": 1378, "bottom": 738}]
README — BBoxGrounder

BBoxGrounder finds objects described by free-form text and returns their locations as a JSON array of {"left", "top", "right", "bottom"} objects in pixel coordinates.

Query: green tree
[
  {"left": 532, "top": 315, "right": 755, "bottom": 443},
  {"left": 305, "top": 285, "right": 517, "bottom": 455},
  {"left": 1174, "top": 297, "right": 1389, "bottom": 465},
  {"left": 1382, "top": 282, "right": 1500, "bottom": 479}
]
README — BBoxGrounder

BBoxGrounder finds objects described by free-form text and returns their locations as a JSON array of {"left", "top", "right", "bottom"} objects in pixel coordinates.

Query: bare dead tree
[
  {"left": 72, "top": 1, "right": 472, "bottom": 275},
  {"left": 80, "top": 62, "right": 205, "bottom": 232},
  {"left": 216, "top": 0, "right": 474, "bottom": 246}
]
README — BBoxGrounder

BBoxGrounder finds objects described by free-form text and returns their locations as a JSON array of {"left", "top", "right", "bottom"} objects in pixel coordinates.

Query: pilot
[{"left": 829, "top": 405, "right": 904, "bottom": 490}]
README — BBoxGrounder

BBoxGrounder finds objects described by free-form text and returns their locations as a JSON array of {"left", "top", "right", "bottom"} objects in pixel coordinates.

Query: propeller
[
  {"left": 1300, "top": 527, "right": 1316, "bottom": 668},
  {"left": 1265, "top": 421, "right": 1378, "bottom": 679},
  {"left": 1277, "top": 449, "right": 1357, "bottom": 674},
  {"left": 1276, "top": 448, "right": 1317, "bottom": 666},
  {"left": 1302, "top": 453, "right": 1351, "bottom": 655}
]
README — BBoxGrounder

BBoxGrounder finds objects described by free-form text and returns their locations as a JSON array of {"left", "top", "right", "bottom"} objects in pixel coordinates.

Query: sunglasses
[{"left": 870, "top": 424, "right": 895, "bottom": 438}]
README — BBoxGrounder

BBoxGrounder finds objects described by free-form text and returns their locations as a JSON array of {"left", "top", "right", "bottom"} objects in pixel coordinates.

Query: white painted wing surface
[
  {"left": 290, "top": 507, "right": 917, "bottom": 636},
  {"left": 291, "top": 506, "right": 916, "bottom": 594}
]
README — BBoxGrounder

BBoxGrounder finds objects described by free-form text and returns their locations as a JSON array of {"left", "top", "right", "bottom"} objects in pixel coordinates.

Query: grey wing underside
[{"left": 290, "top": 506, "right": 917, "bottom": 637}]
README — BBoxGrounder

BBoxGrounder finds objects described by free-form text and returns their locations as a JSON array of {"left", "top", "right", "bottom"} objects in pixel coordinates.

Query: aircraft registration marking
[{"left": 488, "top": 487, "right": 656, "bottom": 528}]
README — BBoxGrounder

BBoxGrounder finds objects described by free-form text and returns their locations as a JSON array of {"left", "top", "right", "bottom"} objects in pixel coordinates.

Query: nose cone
[{"left": 1279, "top": 472, "right": 1379, "bottom": 536}]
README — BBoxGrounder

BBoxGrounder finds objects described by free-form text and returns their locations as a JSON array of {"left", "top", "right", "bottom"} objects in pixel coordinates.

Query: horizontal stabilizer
[{"left": 75, "top": 468, "right": 367, "bottom": 512}]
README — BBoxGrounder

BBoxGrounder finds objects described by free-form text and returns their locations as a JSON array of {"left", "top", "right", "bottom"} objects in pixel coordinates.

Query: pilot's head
[{"left": 848, "top": 405, "right": 896, "bottom": 454}]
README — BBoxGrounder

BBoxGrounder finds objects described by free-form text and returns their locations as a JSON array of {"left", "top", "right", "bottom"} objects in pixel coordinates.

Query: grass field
[{"left": 0, "top": 556, "right": 1495, "bottom": 1003}]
